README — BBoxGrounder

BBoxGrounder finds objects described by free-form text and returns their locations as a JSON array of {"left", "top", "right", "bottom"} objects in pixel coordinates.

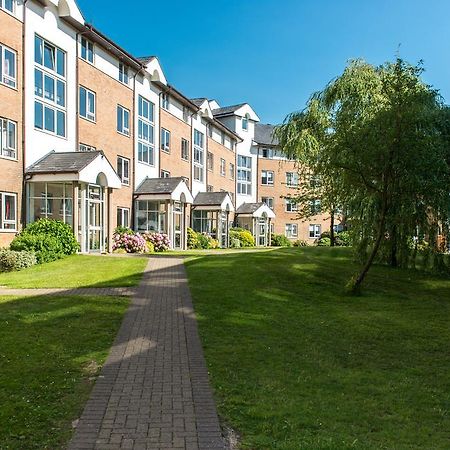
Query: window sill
[
  {"left": 137, "top": 160, "right": 155, "bottom": 167},
  {"left": 0, "top": 81, "right": 18, "bottom": 91},
  {"left": 117, "top": 130, "right": 130, "bottom": 138},
  {"left": 80, "top": 115, "right": 96, "bottom": 124},
  {"left": 34, "top": 127, "right": 67, "bottom": 140},
  {"left": 0, "top": 154, "right": 18, "bottom": 162},
  {"left": 161, "top": 148, "right": 170, "bottom": 154},
  {"left": 0, "top": 229, "right": 17, "bottom": 233}
]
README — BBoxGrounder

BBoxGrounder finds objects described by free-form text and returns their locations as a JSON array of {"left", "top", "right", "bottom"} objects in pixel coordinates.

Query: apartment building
[{"left": 0, "top": 0, "right": 331, "bottom": 251}]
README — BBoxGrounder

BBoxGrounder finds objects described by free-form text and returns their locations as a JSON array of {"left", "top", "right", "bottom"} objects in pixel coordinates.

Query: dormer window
[
  {"left": 119, "top": 62, "right": 129, "bottom": 85},
  {"left": 242, "top": 113, "right": 249, "bottom": 131},
  {"left": 161, "top": 92, "right": 169, "bottom": 110}
]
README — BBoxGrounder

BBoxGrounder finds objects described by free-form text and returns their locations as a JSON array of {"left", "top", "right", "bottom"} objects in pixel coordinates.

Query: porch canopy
[
  {"left": 235, "top": 202, "right": 275, "bottom": 219},
  {"left": 134, "top": 177, "right": 193, "bottom": 203},
  {"left": 26, "top": 150, "right": 121, "bottom": 188},
  {"left": 192, "top": 191, "right": 234, "bottom": 212}
]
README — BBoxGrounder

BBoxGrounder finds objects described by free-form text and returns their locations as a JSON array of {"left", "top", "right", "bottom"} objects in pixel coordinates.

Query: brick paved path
[
  {"left": 68, "top": 257, "right": 225, "bottom": 450},
  {"left": 0, "top": 287, "right": 136, "bottom": 296}
]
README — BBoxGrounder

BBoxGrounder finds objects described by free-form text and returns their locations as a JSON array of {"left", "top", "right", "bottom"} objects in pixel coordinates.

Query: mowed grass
[
  {"left": 184, "top": 247, "right": 450, "bottom": 449},
  {"left": 0, "top": 255, "right": 148, "bottom": 288},
  {"left": 0, "top": 294, "right": 128, "bottom": 449}
]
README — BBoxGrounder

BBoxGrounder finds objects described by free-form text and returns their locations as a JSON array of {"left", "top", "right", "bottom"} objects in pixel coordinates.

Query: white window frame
[
  {"left": 117, "top": 104, "right": 130, "bottom": 136},
  {"left": 0, "top": 0, "right": 15, "bottom": 14},
  {"left": 79, "top": 86, "right": 96, "bottom": 122},
  {"left": 0, "top": 43, "right": 16, "bottom": 88},
  {"left": 220, "top": 158, "right": 226, "bottom": 177},
  {"left": 309, "top": 224, "right": 321, "bottom": 239},
  {"left": 285, "top": 223, "right": 298, "bottom": 238},
  {"left": 161, "top": 92, "right": 169, "bottom": 110},
  {"left": 262, "top": 196, "right": 274, "bottom": 209},
  {"left": 0, "top": 191, "right": 17, "bottom": 231},
  {"left": 237, "top": 155, "right": 252, "bottom": 195},
  {"left": 78, "top": 143, "right": 96, "bottom": 152},
  {"left": 160, "top": 170, "right": 170, "bottom": 178},
  {"left": 229, "top": 163, "right": 235, "bottom": 180},
  {"left": 261, "top": 170, "right": 274, "bottom": 186},
  {"left": 193, "top": 129, "right": 204, "bottom": 182},
  {"left": 160, "top": 128, "right": 170, "bottom": 152},
  {"left": 310, "top": 199, "right": 321, "bottom": 215},
  {"left": 286, "top": 172, "right": 299, "bottom": 187},
  {"left": 285, "top": 198, "right": 298, "bottom": 213},
  {"left": 207, "top": 151, "right": 214, "bottom": 171},
  {"left": 80, "top": 37, "right": 94, "bottom": 64},
  {"left": 242, "top": 114, "right": 249, "bottom": 131},
  {"left": 117, "top": 156, "right": 130, "bottom": 186},
  {"left": 181, "top": 138, "right": 189, "bottom": 161},
  {"left": 261, "top": 147, "right": 274, "bottom": 158},
  {"left": 117, "top": 207, "right": 130, "bottom": 228},
  {"left": 119, "top": 62, "right": 129, "bottom": 85},
  {"left": 0, "top": 117, "right": 17, "bottom": 160},
  {"left": 137, "top": 95, "right": 155, "bottom": 165}
]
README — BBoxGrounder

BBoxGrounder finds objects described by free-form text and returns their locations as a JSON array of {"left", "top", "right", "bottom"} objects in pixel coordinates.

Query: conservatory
[{"left": 235, "top": 202, "right": 276, "bottom": 246}]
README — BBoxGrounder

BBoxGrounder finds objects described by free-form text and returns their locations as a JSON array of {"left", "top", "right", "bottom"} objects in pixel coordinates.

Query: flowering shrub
[
  {"left": 143, "top": 232, "right": 171, "bottom": 252},
  {"left": 113, "top": 232, "right": 147, "bottom": 253},
  {"left": 187, "top": 228, "right": 219, "bottom": 249}
]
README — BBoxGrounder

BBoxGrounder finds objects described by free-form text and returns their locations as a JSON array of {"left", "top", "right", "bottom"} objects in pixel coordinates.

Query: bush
[
  {"left": 197, "top": 233, "right": 211, "bottom": 249},
  {"left": 293, "top": 239, "right": 308, "bottom": 247},
  {"left": 335, "top": 231, "right": 351, "bottom": 247},
  {"left": 114, "top": 226, "right": 135, "bottom": 236},
  {"left": 113, "top": 232, "right": 147, "bottom": 253},
  {"left": 11, "top": 219, "right": 79, "bottom": 263},
  {"left": 187, "top": 228, "right": 220, "bottom": 250},
  {"left": 143, "top": 232, "right": 171, "bottom": 252},
  {"left": 317, "top": 236, "right": 331, "bottom": 246},
  {"left": 229, "top": 228, "right": 255, "bottom": 247},
  {"left": 271, "top": 234, "right": 292, "bottom": 247},
  {"left": 230, "top": 238, "right": 241, "bottom": 249},
  {"left": 0, "top": 249, "right": 37, "bottom": 272},
  {"left": 187, "top": 227, "right": 199, "bottom": 249}
]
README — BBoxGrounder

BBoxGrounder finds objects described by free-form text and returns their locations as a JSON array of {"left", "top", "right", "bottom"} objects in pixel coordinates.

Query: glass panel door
[
  {"left": 173, "top": 202, "right": 183, "bottom": 250},
  {"left": 258, "top": 219, "right": 267, "bottom": 246},
  {"left": 86, "top": 185, "right": 104, "bottom": 252}
]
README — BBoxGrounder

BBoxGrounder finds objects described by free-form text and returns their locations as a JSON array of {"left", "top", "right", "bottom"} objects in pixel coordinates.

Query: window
[
  {"left": 0, "top": 0, "right": 15, "bottom": 14},
  {"left": 0, "top": 192, "right": 16, "bottom": 230},
  {"left": 161, "top": 92, "right": 169, "bottom": 110},
  {"left": 117, "top": 156, "right": 130, "bottom": 185},
  {"left": 229, "top": 163, "right": 235, "bottom": 180},
  {"left": 220, "top": 158, "right": 226, "bottom": 176},
  {"left": 237, "top": 155, "right": 252, "bottom": 195},
  {"left": 207, "top": 151, "right": 214, "bottom": 171},
  {"left": 119, "top": 62, "right": 128, "bottom": 85},
  {"left": 262, "top": 196, "right": 274, "bottom": 209},
  {"left": 0, "top": 43, "right": 16, "bottom": 88},
  {"left": 79, "top": 86, "right": 95, "bottom": 121},
  {"left": 221, "top": 132, "right": 225, "bottom": 146},
  {"left": 261, "top": 147, "right": 274, "bottom": 158},
  {"left": 160, "top": 170, "right": 170, "bottom": 178},
  {"left": 138, "top": 95, "right": 155, "bottom": 165},
  {"left": 192, "top": 210, "right": 216, "bottom": 234},
  {"left": 309, "top": 224, "right": 321, "bottom": 238},
  {"left": 34, "top": 35, "right": 66, "bottom": 137},
  {"left": 117, "top": 207, "right": 130, "bottom": 228},
  {"left": 285, "top": 198, "right": 298, "bottom": 212},
  {"left": 182, "top": 106, "right": 190, "bottom": 123},
  {"left": 160, "top": 128, "right": 170, "bottom": 152},
  {"left": 0, "top": 117, "right": 16, "bottom": 159},
  {"left": 78, "top": 143, "right": 96, "bottom": 152},
  {"left": 310, "top": 199, "right": 321, "bottom": 214},
  {"left": 242, "top": 113, "right": 249, "bottom": 131},
  {"left": 207, "top": 185, "right": 214, "bottom": 192},
  {"left": 261, "top": 170, "right": 274, "bottom": 185},
  {"left": 80, "top": 37, "right": 94, "bottom": 63},
  {"left": 117, "top": 105, "right": 130, "bottom": 136},
  {"left": 285, "top": 223, "right": 298, "bottom": 238},
  {"left": 181, "top": 138, "right": 189, "bottom": 161},
  {"left": 286, "top": 172, "right": 299, "bottom": 187},
  {"left": 193, "top": 129, "right": 204, "bottom": 182},
  {"left": 136, "top": 200, "right": 166, "bottom": 233}
]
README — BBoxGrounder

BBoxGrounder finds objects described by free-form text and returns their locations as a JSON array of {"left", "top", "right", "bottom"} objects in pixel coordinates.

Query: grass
[
  {"left": 0, "top": 294, "right": 128, "bottom": 448},
  {"left": 0, "top": 255, "right": 148, "bottom": 288},
  {"left": 184, "top": 247, "right": 450, "bottom": 449}
]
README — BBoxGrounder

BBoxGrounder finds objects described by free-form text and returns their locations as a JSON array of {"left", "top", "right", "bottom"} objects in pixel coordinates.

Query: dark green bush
[
  {"left": 335, "top": 230, "right": 351, "bottom": 247},
  {"left": 0, "top": 249, "right": 37, "bottom": 272},
  {"left": 271, "top": 234, "right": 292, "bottom": 247},
  {"left": 10, "top": 219, "right": 79, "bottom": 263},
  {"left": 317, "top": 236, "right": 331, "bottom": 246}
]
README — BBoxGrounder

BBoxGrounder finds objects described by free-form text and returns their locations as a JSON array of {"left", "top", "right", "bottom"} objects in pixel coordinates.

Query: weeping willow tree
[{"left": 276, "top": 58, "right": 450, "bottom": 293}]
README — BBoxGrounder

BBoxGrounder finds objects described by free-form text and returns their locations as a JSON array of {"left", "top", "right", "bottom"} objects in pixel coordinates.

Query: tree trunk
[
  {"left": 389, "top": 224, "right": 398, "bottom": 267},
  {"left": 330, "top": 209, "right": 335, "bottom": 247}
]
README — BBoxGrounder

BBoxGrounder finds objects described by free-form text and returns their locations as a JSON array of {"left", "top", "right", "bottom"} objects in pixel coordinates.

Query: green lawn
[
  {"left": 0, "top": 255, "right": 148, "bottom": 288},
  {"left": 185, "top": 247, "right": 450, "bottom": 450},
  {"left": 0, "top": 294, "right": 128, "bottom": 449}
]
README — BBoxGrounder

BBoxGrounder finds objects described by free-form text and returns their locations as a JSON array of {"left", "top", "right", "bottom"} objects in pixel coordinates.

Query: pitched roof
[
  {"left": 26, "top": 151, "right": 101, "bottom": 174},
  {"left": 212, "top": 103, "right": 247, "bottom": 117},
  {"left": 135, "top": 177, "right": 186, "bottom": 195},
  {"left": 236, "top": 202, "right": 266, "bottom": 214},
  {"left": 193, "top": 192, "right": 230, "bottom": 206},
  {"left": 190, "top": 98, "right": 207, "bottom": 107},
  {"left": 136, "top": 55, "right": 156, "bottom": 65},
  {"left": 254, "top": 123, "right": 279, "bottom": 146}
]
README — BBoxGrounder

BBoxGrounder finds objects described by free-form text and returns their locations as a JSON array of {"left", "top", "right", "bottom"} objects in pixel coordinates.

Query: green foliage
[
  {"left": 229, "top": 228, "right": 255, "bottom": 247},
  {"left": 11, "top": 219, "right": 79, "bottom": 264},
  {"left": 229, "top": 238, "right": 241, "bottom": 249},
  {"left": 335, "top": 230, "right": 352, "bottom": 247},
  {"left": 271, "top": 233, "right": 293, "bottom": 247},
  {"left": 293, "top": 239, "right": 308, "bottom": 247},
  {"left": 187, "top": 227, "right": 199, "bottom": 249},
  {"left": 0, "top": 249, "right": 37, "bottom": 272},
  {"left": 187, "top": 227, "right": 220, "bottom": 250},
  {"left": 317, "top": 236, "right": 331, "bottom": 246},
  {"left": 114, "top": 226, "right": 135, "bottom": 235}
]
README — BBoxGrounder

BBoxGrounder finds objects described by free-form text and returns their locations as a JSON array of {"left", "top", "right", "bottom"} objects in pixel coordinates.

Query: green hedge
[
  {"left": 187, "top": 228, "right": 219, "bottom": 249},
  {"left": 229, "top": 228, "right": 255, "bottom": 247},
  {"left": 0, "top": 249, "right": 37, "bottom": 272},
  {"left": 271, "top": 234, "right": 292, "bottom": 247}
]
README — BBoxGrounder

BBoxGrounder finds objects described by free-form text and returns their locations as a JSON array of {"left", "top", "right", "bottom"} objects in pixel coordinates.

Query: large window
[
  {"left": 261, "top": 170, "right": 274, "bottom": 185},
  {"left": 79, "top": 86, "right": 95, "bottom": 122},
  {"left": 0, "top": 43, "right": 16, "bottom": 88},
  {"left": 193, "top": 129, "right": 204, "bottom": 182},
  {"left": 117, "top": 207, "right": 130, "bottom": 228},
  {"left": 34, "top": 35, "right": 66, "bottom": 137},
  {"left": 237, "top": 155, "right": 252, "bottom": 195},
  {"left": 0, "top": 0, "right": 14, "bottom": 13},
  {"left": 181, "top": 138, "right": 189, "bottom": 161},
  {"left": 0, "top": 192, "right": 16, "bottom": 230},
  {"left": 136, "top": 200, "right": 166, "bottom": 233},
  {"left": 117, "top": 104, "right": 130, "bottom": 136},
  {"left": 80, "top": 37, "right": 94, "bottom": 63},
  {"left": 28, "top": 182, "right": 73, "bottom": 226},
  {"left": 137, "top": 95, "right": 154, "bottom": 165},
  {"left": 117, "top": 156, "right": 129, "bottom": 185},
  {"left": 285, "top": 223, "right": 298, "bottom": 238},
  {"left": 119, "top": 62, "right": 129, "bottom": 85},
  {"left": 285, "top": 198, "right": 298, "bottom": 212},
  {"left": 309, "top": 224, "right": 321, "bottom": 238},
  {"left": 0, "top": 117, "right": 16, "bottom": 159},
  {"left": 192, "top": 210, "right": 217, "bottom": 234},
  {"left": 160, "top": 128, "right": 170, "bottom": 152},
  {"left": 286, "top": 172, "right": 299, "bottom": 187}
]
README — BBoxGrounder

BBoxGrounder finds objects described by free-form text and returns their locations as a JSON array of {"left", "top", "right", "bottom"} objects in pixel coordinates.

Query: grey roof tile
[
  {"left": 236, "top": 202, "right": 266, "bottom": 214},
  {"left": 136, "top": 56, "right": 156, "bottom": 65},
  {"left": 26, "top": 151, "right": 101, "bottom": 174},
  {"left": 193, "top": 192, "right": 230, "bottom": 206},
  {"left": 212, "top": 103, "right": 247, "bottom": 117},
  {"left": 135, "top": 177, "right": 185, "bottom": 195},
  {"left": 254, "top": 123, "right": 279, "bottom": 146}
]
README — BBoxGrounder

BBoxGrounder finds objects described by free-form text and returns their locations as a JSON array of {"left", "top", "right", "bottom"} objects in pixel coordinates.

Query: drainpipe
[{"left": 21, "top": 0, "right": 29, "bottom": 229}]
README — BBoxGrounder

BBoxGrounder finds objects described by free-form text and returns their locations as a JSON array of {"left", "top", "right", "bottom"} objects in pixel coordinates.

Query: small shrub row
[
  {"left": 229, "top": 228, "right": 255, "bottom": 248},
  {"left": 316, "top": 230, "right": 352, "bottom": 247},
  {"left": 0, "top": 249, "right": 37, "bottom": 272},
  {"left": 10, "top": 219, "right": 79, "bottom": 264},
  {"left": 112, "top": 227, "right": 170, "bottom": 253},
  {"left": 271, "top": 234, "right": 292, "bottom": 247},
  {"left": 187, "top": 228, "right": 219, "bottom": 250}
]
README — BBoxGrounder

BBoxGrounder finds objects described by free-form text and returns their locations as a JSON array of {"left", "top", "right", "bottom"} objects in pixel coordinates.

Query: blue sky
[{"left": 77, "top": 0, "right": 450, "bottom": 124}]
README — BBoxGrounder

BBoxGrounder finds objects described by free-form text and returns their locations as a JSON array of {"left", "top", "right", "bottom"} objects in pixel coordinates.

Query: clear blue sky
[{"left": 77, "top": 0, "right": 450, "bottom": 124}]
